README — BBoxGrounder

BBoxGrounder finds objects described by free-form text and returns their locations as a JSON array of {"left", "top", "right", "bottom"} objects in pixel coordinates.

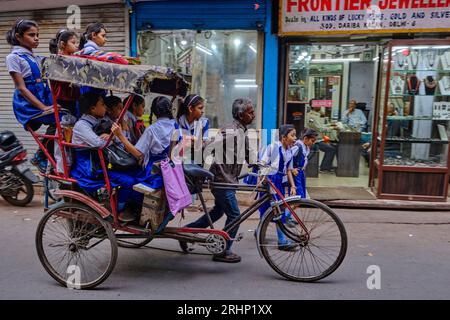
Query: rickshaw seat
[{"left": 183, "top": 164, "right": 214, "bottom": 180}]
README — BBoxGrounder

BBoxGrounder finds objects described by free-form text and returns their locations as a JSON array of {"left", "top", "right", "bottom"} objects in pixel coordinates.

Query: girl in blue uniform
[
  {"left": 290, "top": 128, "right": 318, "bottom": 199},
  {"left": 258, "top": 124, "right": 298, "bottom": 251},
  {"left": 76, "top": 22, "right": 108, "bottom": 96},
  {"left": 5, "top": 19, "right": 56, "bottom": 172},
  {"left": 112, "top": 96, "right": 182, "bottom": 227},
  {"left": 71, "top": 92, "right": 144, "bottom": 222},
  {"left": 176, "top": 94, "right": 209, "bottom": 166}
]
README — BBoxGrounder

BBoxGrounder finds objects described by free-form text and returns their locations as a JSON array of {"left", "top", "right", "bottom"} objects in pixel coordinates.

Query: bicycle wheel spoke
[{"left": 259, "top": 199, "right": 347, "bottom": 281}]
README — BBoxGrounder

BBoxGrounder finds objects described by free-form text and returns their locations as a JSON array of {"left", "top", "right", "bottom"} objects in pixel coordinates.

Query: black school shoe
[{"left": 212, "top": 252, "right": 242, "bottom": 263}]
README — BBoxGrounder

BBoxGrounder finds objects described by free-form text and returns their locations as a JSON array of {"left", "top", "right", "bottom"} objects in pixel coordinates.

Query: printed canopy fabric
[{"left": 41, "top": 54, "right": 189, "bottom": 96}]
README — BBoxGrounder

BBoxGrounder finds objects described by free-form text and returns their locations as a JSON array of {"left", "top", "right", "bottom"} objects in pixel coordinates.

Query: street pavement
[{"left": 0, "top": 195, "right": 450, "bottom": 300}]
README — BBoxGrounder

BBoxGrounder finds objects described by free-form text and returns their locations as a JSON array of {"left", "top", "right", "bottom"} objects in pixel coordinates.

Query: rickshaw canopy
[{"left": 41, "top": 54, "right": 189, "bottom": 97}]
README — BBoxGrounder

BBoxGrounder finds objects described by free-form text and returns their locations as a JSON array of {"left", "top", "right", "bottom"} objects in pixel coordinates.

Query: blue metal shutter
[{"left": 135, "top": 0, "right": 266, "bottom": 30}]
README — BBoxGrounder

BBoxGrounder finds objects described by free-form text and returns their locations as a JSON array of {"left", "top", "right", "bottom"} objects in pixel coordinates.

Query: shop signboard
[
  {"left": 279, "top": 0, "right": 450, "bottom": 35},
  {"left": 312, "top": 99, "right": 333, "bottom": 107}
]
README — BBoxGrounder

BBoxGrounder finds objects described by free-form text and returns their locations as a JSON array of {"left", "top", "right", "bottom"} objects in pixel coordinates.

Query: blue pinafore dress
[
  {"left": 258, "top": 146, "right": 288, "bottom": 221},
  {"left": 292, "top": 143, "right": 308, "bottom": 199},
  {"left": 12, "top": 54, "right": 55, "bottom": 129}
]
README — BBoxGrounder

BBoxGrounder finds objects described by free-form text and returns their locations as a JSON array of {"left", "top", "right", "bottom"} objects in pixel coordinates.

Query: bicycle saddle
[{"left": 183, "top": 164, "right": 214, "bottom": 180}]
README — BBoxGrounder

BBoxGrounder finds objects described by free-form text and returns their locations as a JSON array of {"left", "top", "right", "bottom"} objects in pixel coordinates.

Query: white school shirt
[
  {"left": 72, "top": 114, "right": 109, "bottom": 148},
  {"left": 135, "top": 117, "right": 181, "bottom": 167},
  {"left": 291, "top": 140, "right": 310, "bottom": 170},
  {"left": 5, "top": 46, "right": 44, "bottom": 79},
  {"left": 259, "top": 141, "right": 294, "bottom": 183},
  {"left": 177, "top": 114, "right": 209, "bottom": 141}
]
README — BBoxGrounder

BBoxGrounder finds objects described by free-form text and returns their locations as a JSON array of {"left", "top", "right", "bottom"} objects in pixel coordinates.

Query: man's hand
[{"left": 291, "top": 168, "right": 299, "bottom": 176}]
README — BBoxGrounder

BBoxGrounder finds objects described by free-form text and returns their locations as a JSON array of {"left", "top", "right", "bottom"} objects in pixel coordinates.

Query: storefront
[
  {"left": 277, "top": 0, "right": 450, "bottom": 201},
  {"left": 129, "top": 0, "right": 278, "bottom": 131}
]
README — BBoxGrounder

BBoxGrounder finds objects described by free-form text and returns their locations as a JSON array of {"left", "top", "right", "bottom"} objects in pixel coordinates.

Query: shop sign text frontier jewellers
[{"left": 280, "top": 0, "right": 450, "bottom": 35}]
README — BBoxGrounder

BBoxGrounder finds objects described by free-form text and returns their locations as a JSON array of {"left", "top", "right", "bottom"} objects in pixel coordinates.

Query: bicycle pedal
[{"left": 230, "top": 233, "right": 244, "bottom": 242}]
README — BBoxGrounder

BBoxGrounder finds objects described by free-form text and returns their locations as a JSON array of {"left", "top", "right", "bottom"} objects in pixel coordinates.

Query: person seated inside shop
[
  {"left": 305, "top": 99, "right": 337, "bottom": 173},
  {"left": 342, "top": 99, "right": 367, "bottom": 132}
]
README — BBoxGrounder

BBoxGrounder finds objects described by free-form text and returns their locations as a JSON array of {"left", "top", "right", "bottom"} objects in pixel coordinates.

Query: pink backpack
[{"left": 160, "top": 158, "right": 192, "bottom": 216}]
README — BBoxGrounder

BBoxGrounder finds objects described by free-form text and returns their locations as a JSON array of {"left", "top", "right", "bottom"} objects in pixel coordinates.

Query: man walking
[{"left": 180, "top": 98, "right": 256, "bottom": 263}]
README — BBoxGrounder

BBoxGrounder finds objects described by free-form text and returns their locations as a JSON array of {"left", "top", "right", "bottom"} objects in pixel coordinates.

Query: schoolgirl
[
  {"left": 123, "top": 94, "right": 146, "bottom": 144},
  {"left": 71, "top": 92, "right": 143, "bottom": 222},
  {"left": 258, "top": 124, "right": 298, "bottom": 251},
  {"left": 112, "top": 96, "right": 182, "bottom": 227},
  {"left": 290, "top": 128, "right": 318, "bottom": 199},
  {"left": 48, "top": 29, "right": 80, "bottom": 117},
  {"left": 76, "top": 22, "right": 108, "bottom": 96},
  {"left": 5, "top": 19, "right": 55, "bottom": 172},
  {"left": 176, "top": 94, "right": 209, "bottom": 164}
]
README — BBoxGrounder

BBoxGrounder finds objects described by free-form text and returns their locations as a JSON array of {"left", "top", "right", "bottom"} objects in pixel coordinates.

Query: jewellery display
[
  {"left": 409, "top": 50, "right": 419, "bottom": 69},
  {"left": 390, "top": 75, "right": 404, "bottom": 95},
  {"left": 406, "top": 74, "right": 421, "bottom": 95},
  {"left": 433, "top": 102, "right": 450, "bottom": 119},
  {"left": 384, "top": 156, "right": 445, "bottom": 167},
  {"left": 441, "top": 52, "right": 450, "bottom": 71},
  {"left": 438, "top": 76, "right": 450, "bottom": 95},
  {"left": 423, "top": 75, "right": 436, "bottom": 95},
  {"left": 396, "top": 52, "right": 406, "bottom": 69},
  {"left": 425, "top": 49, "right": 436, "bottom": 69}
]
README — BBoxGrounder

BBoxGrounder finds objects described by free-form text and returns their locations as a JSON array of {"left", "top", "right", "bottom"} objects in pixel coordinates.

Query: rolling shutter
[
  {"left": 135, "top": 0, "right": 266, "bottom": 31},
  {"left": 0, "top": 3, "right": 127, "bottom": 168}
]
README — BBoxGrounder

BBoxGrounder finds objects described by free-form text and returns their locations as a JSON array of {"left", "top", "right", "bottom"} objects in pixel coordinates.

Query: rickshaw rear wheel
[{"left": 35, "top": 201, "right": 118, "bottom": 289}]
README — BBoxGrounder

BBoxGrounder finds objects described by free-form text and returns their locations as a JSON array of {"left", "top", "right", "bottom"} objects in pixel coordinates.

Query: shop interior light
[
  {"left": 432, "top": 46, "right": 450, "bottom": 49},
  {"left": 181, "top": 40, "right": 187, "bottom": 46},
  {"left": 235, "top": 79, "right": 256, "bottom": 83},
  {"left": 195, "top": 44, "right": 213, "bottom": 56},
  {"left": 311, "top": 58, "right": 360, "bottom": 63},
  {"left": 234, "top": 84, "right": 258, "bottom": 88},
  {"left": 234, "top": 38, "right": 241, "bottom": 47},
  {"left": 410, "top": 46, "right": 430, "bottom": 49},
  {"left": 211, "top": 43, "right": 217, "bottom": 50},
  {"left": 249, "top": 44, "right": 257, "bottom": 53}
]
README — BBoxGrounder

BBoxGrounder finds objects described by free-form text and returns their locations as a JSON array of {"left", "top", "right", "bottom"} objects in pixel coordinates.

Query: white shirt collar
[
  {"left": 12, "top": 45, "right": 34, "bottom": 56},
  {"left": 85, "top": 40, "right": 100, "bottom": 50}
]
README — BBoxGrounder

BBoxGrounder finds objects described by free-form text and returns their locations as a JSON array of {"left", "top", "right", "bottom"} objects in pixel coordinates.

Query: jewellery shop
[{"left": 278, "top": 0, "right": 450, "bottom": 201}]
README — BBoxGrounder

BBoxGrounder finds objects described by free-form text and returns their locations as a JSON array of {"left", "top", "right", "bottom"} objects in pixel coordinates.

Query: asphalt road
[{"left": 1, "top": 196, "right": 450, "bottom": 300}]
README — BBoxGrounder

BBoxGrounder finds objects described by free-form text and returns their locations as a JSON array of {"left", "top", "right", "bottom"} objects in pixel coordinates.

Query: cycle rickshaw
[{"left": 32, "top": 54, "right": 347, "bottom": 289}]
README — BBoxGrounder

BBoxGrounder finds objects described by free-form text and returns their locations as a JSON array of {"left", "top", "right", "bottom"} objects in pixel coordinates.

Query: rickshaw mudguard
[
  {"left": 53, "top": 190, "right": 111, "bottom": 219},
  {"left": 255, "top": 196, "right": 305, "bottom": 259}
]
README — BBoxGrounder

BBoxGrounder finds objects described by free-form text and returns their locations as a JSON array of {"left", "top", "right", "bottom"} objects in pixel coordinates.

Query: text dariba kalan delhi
[{"left": 286, "top": 0, "right": 450, "bottom": 12}]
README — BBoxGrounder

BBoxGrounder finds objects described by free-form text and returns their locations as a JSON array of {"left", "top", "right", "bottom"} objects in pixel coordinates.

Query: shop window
[{"left": 138, "top": 30, "right": 260, "bottom": 128}]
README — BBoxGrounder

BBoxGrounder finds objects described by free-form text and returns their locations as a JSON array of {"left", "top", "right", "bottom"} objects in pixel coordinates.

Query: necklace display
[
  {"left": 396, "top": 52, "right": 406, "bottom": 69},
  {"left": 443, "top": 52, "right": 450, "bottom": 70},
  {"left": 409, "top": 50, "right": 419, "bottom": 69},
  {"left": 425, "top": 50, "right": 436, "bottom": 69},
  {"left": 392, "top": 76, "right": 404, "bottom": 94},
  {"left": 424, "top": 75, "right": 436, "bottom": 95},
  {"left": 443, "top": 77, "right": 450, "bottom": 91},
  {"left": 407, "top": 74, "right": 420, "bottom": 95}
]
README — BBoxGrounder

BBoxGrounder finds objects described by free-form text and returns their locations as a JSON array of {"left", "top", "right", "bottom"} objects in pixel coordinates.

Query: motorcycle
[{"left": 0, "top": 131, "right": 39, "bottom": 206}]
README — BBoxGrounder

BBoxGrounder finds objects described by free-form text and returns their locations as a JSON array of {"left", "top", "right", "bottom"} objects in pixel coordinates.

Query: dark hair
[
  {"left": 79, "top": 92, "right": 103, "bottom": 115},
  {"left": 6, "top": 19, "right": 39, "bottom": 46},
  {"left": 79, "top": 22, "right": 106, "bottom": 50},
  {"left": 279, "top": 124, "right": 296, "bottom": 138},
  {"left": 301, "top": 128, "right": 318, "bottom": 139},
  {"left": 150, "top": 96, "right": 173, "bottom": 123},
  {"left": 176, "top": 94, "right": 204, "bottom": 120},
  {"left": 104, "top": 95, "right": 122, "bottom": 111},
  {"left": 49, "top": 29, "right": 77, "bottom": 54},
  {"left": 123, "top": 95, "right": 145, "bottom": 114}
]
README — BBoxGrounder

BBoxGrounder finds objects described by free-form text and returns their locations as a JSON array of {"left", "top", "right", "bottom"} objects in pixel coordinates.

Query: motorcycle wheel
[{"left": 1, "top": 171, "right": 34, "bottom": 206}]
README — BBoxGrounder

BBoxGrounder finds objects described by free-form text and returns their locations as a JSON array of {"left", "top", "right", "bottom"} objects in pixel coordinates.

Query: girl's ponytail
[{"left": 78, "top": 32, "right": 87, "bottom": 50}]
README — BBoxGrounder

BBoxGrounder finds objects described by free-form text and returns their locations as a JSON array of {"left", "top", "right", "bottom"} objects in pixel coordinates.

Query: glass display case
[{"left": 373, "top": 40, "right": 450, "bottom": 201}]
